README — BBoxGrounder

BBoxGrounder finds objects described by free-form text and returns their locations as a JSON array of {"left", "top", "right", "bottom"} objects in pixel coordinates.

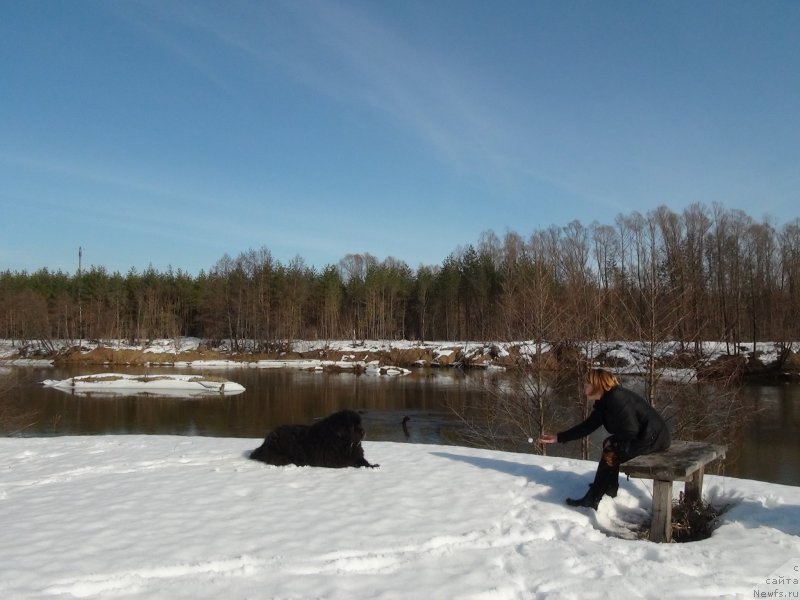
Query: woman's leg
[
  {"left": 567, "top": 435, "right": 657, "bottom": 509},
  {"left": 597, "top": 437, "right": 623, "bottom": 497},
  {"left": 567, "top": 443, "right": 619, "bottom": 509}
]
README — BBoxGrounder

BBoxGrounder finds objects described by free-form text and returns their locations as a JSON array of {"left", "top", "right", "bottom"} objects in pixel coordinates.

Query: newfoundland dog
[{"left": 249, "top": 409, "right": 378, "bottom": 468}]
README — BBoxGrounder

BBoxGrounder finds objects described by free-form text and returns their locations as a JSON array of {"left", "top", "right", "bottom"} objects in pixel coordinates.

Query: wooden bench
[{"left": 620, "top": 440, "right": 727, "bottom": 543}]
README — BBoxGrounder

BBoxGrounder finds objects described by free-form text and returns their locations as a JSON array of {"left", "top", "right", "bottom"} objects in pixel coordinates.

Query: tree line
[{"left": 2, "top": 203, "right": 799, "bottom": 353}]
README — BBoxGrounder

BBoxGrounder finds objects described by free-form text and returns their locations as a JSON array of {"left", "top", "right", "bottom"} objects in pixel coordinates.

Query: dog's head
[{"left": 317, "top": 409, "right": 366, "bottom": 445}]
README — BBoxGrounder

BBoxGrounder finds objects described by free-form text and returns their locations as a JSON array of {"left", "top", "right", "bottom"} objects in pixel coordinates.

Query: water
[
  {"left": 736, "top": 384, "right": 800, "bottom": 486},
  {"left": 4, "top": 365, "right": 486, "bottom": 445},
  {"left": 3, "top": 365, "right": 798, "bottom": 486}
]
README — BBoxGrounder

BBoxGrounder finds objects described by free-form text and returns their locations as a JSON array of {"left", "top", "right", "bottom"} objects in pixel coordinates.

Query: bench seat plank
[{"left": 620, "top": 440, "right": 727, "bottom": 481}]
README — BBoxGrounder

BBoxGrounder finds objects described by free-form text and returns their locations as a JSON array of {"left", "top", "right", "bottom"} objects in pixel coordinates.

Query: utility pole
[{"left": 78, "top": 246, "right": 83, "bottom": 348}]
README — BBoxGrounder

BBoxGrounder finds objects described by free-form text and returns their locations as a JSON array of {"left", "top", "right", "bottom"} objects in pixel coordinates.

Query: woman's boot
[{"left": 566, "top": 484, "right": 601, "bottom": 510}]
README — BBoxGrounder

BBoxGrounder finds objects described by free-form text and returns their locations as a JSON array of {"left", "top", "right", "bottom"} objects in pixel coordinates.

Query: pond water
[{"left": 3, "top": 365, "right": 798, "bottom": 487}]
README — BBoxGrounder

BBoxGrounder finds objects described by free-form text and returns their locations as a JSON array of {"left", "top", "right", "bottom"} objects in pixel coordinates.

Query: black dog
[{"left": 249, "top": 409, "right": 378, "bottom": 468}]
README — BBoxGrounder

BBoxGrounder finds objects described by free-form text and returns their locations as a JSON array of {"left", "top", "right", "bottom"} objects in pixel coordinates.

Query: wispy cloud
[
  {"left": 106, "top": 2, "right": 237, "bottom": 96},
  {"left": 0, "top": 151, "right": 191, "bottom": 206},
  {"left": 107, "top": 1, "right": 623, "bottom": 214},
  {"left": 0, "top": 150, "right": 255, "bottom": 243},
  {"left": 119, "top": 0, "right": 522, "bottom": 187},
  {"left": 273, "top": 1, "right": 516, "bottom": 176}
]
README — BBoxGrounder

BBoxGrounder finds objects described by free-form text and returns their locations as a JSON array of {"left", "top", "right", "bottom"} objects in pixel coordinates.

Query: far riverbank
[{"left": 2, "top": 337, "right": 799, "bottom": 383}]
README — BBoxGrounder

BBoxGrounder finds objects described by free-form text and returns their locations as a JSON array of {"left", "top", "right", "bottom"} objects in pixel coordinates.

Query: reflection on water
[
  {"left": 4, "top": 366, "right": 486, "bottom": 444},
  {"left": 3, "top": 364, "right": 799, "bottom": 486},
  {"left": 737, "top": 385, "right": 800, "bottom": 486}
]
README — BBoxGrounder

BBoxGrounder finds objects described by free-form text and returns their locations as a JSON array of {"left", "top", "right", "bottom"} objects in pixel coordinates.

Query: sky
[
  {"left": 2, "top": 434, "right": 799, "bottom": 598},
  {"left": 2, "top": 0, "right": 799, "bottom": 276}
]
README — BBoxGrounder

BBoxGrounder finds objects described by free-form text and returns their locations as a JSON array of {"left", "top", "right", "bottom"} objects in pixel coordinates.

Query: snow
[
  {"left": 1, "top": 336, "right": 798, "bottom": 377},
  {"left": 41, "top": 374, "right": 246, "bottom": 398},
  {"left": 1, "top": 436, "right": 798, "bottom": 599},
  {"left": 169, "top": 358, "right": 411, "bottom": 377}
]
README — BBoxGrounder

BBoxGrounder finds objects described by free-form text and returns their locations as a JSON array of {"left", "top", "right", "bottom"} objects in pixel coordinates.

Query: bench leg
[
  {"left": 650, "top": 479, "right": 673, "bottom": 543},
  {"left": 684, "top": 467, "right": 704, "bottom": 505}
]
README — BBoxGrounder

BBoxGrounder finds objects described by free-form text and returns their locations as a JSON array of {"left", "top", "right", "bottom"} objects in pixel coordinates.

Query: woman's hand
[{"left": 537, "top": 434, "right": 557, "bottom": 444}]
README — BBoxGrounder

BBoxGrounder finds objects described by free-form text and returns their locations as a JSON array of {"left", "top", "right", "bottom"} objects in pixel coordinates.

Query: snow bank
[{"left": 4, "top": 337, "right": 798, "bottom": 375}]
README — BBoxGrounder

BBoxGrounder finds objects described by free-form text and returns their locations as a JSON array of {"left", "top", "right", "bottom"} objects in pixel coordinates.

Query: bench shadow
[{"left": 431, "top": 450, "right": 595, "bottom": 507}]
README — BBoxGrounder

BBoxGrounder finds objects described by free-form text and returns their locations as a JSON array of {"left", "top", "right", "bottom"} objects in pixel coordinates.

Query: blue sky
[{"left": 2, "top": 0, "right": 798, "bottom": 275}]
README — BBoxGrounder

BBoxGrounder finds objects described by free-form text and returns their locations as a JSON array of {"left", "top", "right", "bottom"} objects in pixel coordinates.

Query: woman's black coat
[{"left": 557, "top": 385, "right": 670, "bottom": 458}]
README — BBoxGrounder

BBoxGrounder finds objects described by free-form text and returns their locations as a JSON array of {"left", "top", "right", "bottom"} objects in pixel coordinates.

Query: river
[{"left": 3, "top": 364, "right": 798, "bottom": 487}]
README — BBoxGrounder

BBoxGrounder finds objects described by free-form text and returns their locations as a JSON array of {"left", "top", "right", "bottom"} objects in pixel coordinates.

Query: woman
[{"left": 539, "top": 369, "right": 671, "bottom": 510}]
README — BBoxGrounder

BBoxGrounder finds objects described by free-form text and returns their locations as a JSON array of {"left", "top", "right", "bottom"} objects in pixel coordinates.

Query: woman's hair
[{"left": 585, "top": 369, "right": 619, "bottom": 396}]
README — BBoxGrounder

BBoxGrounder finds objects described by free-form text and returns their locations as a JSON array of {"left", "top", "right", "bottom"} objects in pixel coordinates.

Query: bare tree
[{"left": 777, "top": 221, "right": 800, "bottom": 349}]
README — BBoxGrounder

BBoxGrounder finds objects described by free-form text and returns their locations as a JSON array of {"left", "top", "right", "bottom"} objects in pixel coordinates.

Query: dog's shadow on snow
[{"left": 431, "top": 450, "right": 594, "bottom": 507}]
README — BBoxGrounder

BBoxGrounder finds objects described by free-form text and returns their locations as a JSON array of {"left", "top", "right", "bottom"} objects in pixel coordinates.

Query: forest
[{"left": 2, "top": 203, "right": 799, "bottom": 354}]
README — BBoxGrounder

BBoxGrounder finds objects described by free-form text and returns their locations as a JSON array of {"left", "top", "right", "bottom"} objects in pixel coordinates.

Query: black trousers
[{"left": 591, "top": 430, "right": 671, "bottom": 497}]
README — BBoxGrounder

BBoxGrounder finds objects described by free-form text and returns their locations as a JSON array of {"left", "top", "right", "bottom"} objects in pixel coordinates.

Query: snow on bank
[
  {"left": 1, "top": 436, "right": 798, "bottom": 599},
  {"left": 2, "top": 337, "right": 798, "bottom": 382},
  {"left": 171, "top": 358, "right": 412, "bottom": 376},
  {"left": 41, "top": 373, "right": 246, "bottom": 398}
]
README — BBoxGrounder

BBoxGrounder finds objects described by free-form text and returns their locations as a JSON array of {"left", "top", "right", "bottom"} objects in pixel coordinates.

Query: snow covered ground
[{"left": 1, "top": 436, "right": 798, "bottom": 599}]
